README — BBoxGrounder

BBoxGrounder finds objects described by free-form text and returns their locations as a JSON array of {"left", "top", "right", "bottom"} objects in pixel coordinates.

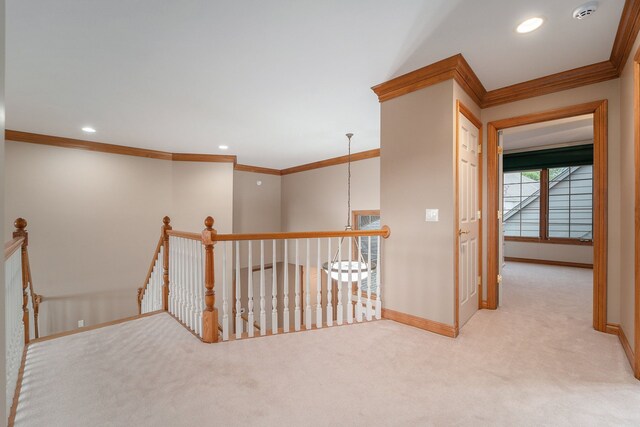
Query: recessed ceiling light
[
  {"left": 218, "top": 145, "right": 229, "bottom": 150},
  {"left": 516, "top": 17, "right": 544, "bottom": 34},
  {"left": 82, "top": 127, "right": 96, "bottom": 133}
]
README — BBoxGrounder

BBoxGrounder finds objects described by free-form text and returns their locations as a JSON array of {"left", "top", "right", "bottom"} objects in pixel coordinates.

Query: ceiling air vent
[{"left": 573, "top": 1, "right": 598, "bottom": 20}]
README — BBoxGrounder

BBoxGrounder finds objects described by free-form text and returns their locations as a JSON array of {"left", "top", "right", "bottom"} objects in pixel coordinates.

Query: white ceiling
[
  {"left": 6, "top": 0, "right": 624, "bottom": 168},
  {"left": 503, "top": 114, "right": 594, "bottom": 152}
]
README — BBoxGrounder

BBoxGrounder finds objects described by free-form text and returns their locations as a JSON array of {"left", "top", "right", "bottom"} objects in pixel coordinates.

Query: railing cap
[{"left": 15, "top": 218, "right": 27, "bottom": 231}]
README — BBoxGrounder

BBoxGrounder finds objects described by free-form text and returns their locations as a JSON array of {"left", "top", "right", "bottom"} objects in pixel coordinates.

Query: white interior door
[
  {"left": 498, "top": 131, "right": 504, "bottom": 307},
  {"left": 458, "top": 114, "right": 480, "bottom": 327}
]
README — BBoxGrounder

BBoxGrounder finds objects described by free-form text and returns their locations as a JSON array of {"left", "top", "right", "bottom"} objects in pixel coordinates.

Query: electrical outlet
[
  {"left": 78, "top": 320, "right": 85, "bottom": 328},
  {"left": 425, "top": 209, "right": 439, "bottom": 222}
]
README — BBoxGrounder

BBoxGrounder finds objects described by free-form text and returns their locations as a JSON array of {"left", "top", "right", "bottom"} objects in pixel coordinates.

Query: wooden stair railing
[
  {"left": 5, "top": 218, "right": 41, "bottom": 424},
  {"left": 139, "top": 215, "right": 391, "bottom": 344}
]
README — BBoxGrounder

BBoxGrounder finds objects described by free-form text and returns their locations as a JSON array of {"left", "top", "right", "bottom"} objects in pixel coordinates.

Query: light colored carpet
[{"left": 14, "top": 262, "right": 640, "bottom": 426}]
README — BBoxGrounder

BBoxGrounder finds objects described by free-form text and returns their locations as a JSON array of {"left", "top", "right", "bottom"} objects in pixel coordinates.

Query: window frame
[
  {"left": 351, "top": 210, "right": 381, "bottom": 299},
  {"left": 504, "top": 167, "right": 593, "bottom": 246}
]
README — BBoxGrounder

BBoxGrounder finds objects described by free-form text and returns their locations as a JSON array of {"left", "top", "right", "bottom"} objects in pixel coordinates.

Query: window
[
  {"left": 503, "top": 170, "right": 541, "bottom": 237},
  {"left": 352, "top": 211, "right": 380, "bottom": 294},
  {"left": 503, "top": 165, "right": 593, "bottom": 244},
  {"left": 548, "top": 166, "right": 593, "bottom": 240}
]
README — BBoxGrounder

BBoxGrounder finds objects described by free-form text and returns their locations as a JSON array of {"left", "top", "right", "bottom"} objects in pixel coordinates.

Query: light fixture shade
[{"left": 322, "top": 261, "right": 376, "bottom": 283}]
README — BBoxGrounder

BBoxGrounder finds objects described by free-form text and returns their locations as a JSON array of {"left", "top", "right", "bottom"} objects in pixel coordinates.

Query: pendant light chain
[{"left": 346, "top": 133, "right": 353, "bottom": 230}]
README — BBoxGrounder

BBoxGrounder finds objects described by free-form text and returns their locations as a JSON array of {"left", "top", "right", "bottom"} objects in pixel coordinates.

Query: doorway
[{"left": 487, "top": 100, "right": 608, "bottom": 332}]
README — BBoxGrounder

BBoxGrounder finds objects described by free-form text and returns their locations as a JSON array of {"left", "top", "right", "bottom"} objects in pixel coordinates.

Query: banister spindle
[
  {"left": 326, "top": 238, "right": 333, "bottom": 327},
  {"left": 356, "top": 236, "right": 363, "bottom": 323},
  {"left": 347, "top": 237, "right": 353, "bottom": 324},
  {"left": 337, "top": 239, "right": 343, "bottom": 325},
  {"left": 235, "top": 241, "right": 242, "bottom": 339},
  {"left": 305, "top": 239, "right": 311, "bottom": 330},
  {"left": 201, "top": 216, "right": 219, "bottom": 343},
  {"left": 376, "top": 235, "right": 382, "bottom": 319},
  {"left": 294, "top": 239, "right": 301, "bottom": 331},
  {"left": 248, "top": 241, "right": 254, "bottom": 338},
  {"left": 222, "top": 241, "right": 229, "bottom": 341},
  {"left": 259, "top": 240, "right": 266, "bottom": 336},
  {"left": 271, "top": 239, "right": 278, "bottom": 335},
  {"left": 162, "top": 216, "right": 171, "bottom": 311},
  {"left": 366, "top": 236, "right": 372, "bottom": 321},
  {"left": 13, "top": 218, "right": 29, "bottom": 344},
  {"left": 283, "top": 240, "right": 290, "bottom": 333},
  {"left": 316, "top": 239, "right": 322, "bottom": 328}
]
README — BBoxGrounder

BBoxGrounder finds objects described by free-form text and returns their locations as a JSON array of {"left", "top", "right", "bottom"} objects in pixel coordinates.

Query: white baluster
[
  {"left": 187, "top": 239, "right": 194, "bottom": 331},
  {"left": 169, "top": 237, "right": 174, "bottom": 315},
  {"left": 356, "top": 236, "right": 363, "bottom": 323},
  {"left": 366, "top": 236, "right": 373, "bottom": 321},
  {"left": 326, "top": 238, "right": 333, "bottom": 327},
  {"left": 260, "top": 240, "right": 266, "bottom": 336},
  {"left": 222, "top": 241, "right": 229, "bottom": 341},
  {"left": 248, "top": 240, "right": 255, "bottom": 337},
  {"left": 337, "top": 239, "right": 343, "bottom": 325},
  {"left": 347, "top": 237, "right": 353, "bottom": 324},
  {"left": 283, "top": 240, "right": 290, "bottom": 333},
  {"left": 272, "top": 239, "right": 278, "bottom": 335},
  {"left": 305, "top": 239, "right": 312, "bottom": 329},
  {"left": 294, "top": 239, "right": 301, "bottom": 331},
  {"left": 316, "top": 239, "right": 322, "bottom": 328},
  {"left": 376, "top": 236, "right": 382, "bottom": 319},
  {"left": 235, "top": 240, "right": 243, "bottom": 339},
  {"left": 180, "top": 238, "right": 186, "bottom": 323}
]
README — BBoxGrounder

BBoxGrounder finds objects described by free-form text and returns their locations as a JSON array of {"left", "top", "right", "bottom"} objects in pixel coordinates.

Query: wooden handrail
[
  {"left": 167, "top": 226, "right": 391, "bottom": 243},
  {"left": 4, "top": 237, "right": 24, "bottom": 260},
  {"left": 137, "top": 235, "right": 164, "bottom": 314},
  {"left": 166, "top": 229, "right": 201, "bottom": 240}
]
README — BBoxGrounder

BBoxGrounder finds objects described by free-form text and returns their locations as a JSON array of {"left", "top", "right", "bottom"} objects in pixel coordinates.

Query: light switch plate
[{"left": 425, "top": 209, "right": 439, "bottom": 222}]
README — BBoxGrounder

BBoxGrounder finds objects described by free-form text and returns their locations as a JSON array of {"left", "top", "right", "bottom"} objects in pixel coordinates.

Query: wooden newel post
[
  {"left": 13, "top": 218, "right": 29, "bottom": 345},
  {"left": 162, "top": 216, "right": 172, "bottom": 311},
  {"left": 202, "top": 216, "right": 219, "bottom": 343}
]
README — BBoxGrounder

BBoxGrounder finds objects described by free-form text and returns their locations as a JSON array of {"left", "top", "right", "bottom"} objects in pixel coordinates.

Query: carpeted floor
[{"left": 14, "top": 262, "right": 640, "bottom": 426}]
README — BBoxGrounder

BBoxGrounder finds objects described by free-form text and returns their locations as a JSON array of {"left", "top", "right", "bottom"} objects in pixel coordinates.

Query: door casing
[{"left": 486, "top": 100, "right": 608, "bottom": 332}]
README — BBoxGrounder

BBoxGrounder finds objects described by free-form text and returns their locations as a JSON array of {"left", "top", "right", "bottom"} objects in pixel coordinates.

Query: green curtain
[{"left": 503, "top": 144, "right": 593, "bottom": 172}]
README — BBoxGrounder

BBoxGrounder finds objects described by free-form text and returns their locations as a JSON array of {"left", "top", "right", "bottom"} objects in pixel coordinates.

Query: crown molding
[
  {"left": 481, "top": 60, "right": 619, "bottom": 108},
  {"left": 6, "top": 130, "right": 379, "bottom": 176},
  {"left": 372, "top": 0, "right": 640, "bottom": 108},
  {"left": 280, "top": 149, "right": 380, "bottom": 176},
  {"left": 371, "top": 54, "right": 486, "bottom": 105},
  {"left": 6, "top": 130, "right": 237, "bottom": 164},
  {"left": 611, "top": 0, "right": 640, "bottom": 73},
  {"left": 234, "top": 163, "right": 282, "bottom": 176}
]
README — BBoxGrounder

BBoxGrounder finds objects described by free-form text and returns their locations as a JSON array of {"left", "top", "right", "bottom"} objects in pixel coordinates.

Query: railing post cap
[
  {"left": 15, "top": 218, "right": 27, "bottom": 230},
  {"left": 162, "top": 216, "right": 171, "bottom": 226},
  {"left": 204, "top": 216, "right": 214, "bottom": 229},
  {"left": 381, "top": 225, "right": 391, "bottom": 238}
]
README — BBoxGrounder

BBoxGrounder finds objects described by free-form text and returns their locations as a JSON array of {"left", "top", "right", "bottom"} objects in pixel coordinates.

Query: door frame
[
  {"left": 633, "top": 46, "right": 640, "bottom": 378},
  {"left": 454, "top": 100, "right": 483, "bottom": 333},
  {"left": 486, "top": 100, "right": 608, "bottom": 332}
]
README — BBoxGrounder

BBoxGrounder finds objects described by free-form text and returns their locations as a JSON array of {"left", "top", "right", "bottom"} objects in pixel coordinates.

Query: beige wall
[
  {"left": 480, "top": 78, "right": 622, "bottom": 323},
  {"left": 233, "top": 171, "right": 281, "bottom": 233},
  {"left": 619, "top": 34, "right": 640, "bottom": 350},
  {"left": 380, "top": 80, "right": 456, "bottom": 326},
  {"left": 0, "top": 0, "right": 5, "bottom": 420},
  {"left": 5, "top": 141, "right": 234, "bottom": 336},
  {"left": 504, "top": 242, "right": 593, "bottom": 264},
  {"left": 281, "top": 157, "right": 380, "bottom": 232}
]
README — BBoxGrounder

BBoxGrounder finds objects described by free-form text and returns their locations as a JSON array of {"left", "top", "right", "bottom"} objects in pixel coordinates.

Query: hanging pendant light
[{"left": 322, "top": 133, "right": 376, "bottom": 283}]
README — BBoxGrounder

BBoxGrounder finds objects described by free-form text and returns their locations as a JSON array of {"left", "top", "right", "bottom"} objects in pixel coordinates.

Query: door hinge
[
  {"left": 478, "top": 144, "right": 482, "bottom": 154},
  {"left": 497, "top": 210, "right": 502, "bottom": 220},
  {"left": 478, "top": 276, "right": 482, "bottom": 286},
  {"left": 497, "top": 274, "right": 503, "bottom": 284},
  {"left": 497, "top": 146, "right": 503, "bottom": 155},
  {"left": 477, "top": 210, "right": 482, "bottom": 220}
]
